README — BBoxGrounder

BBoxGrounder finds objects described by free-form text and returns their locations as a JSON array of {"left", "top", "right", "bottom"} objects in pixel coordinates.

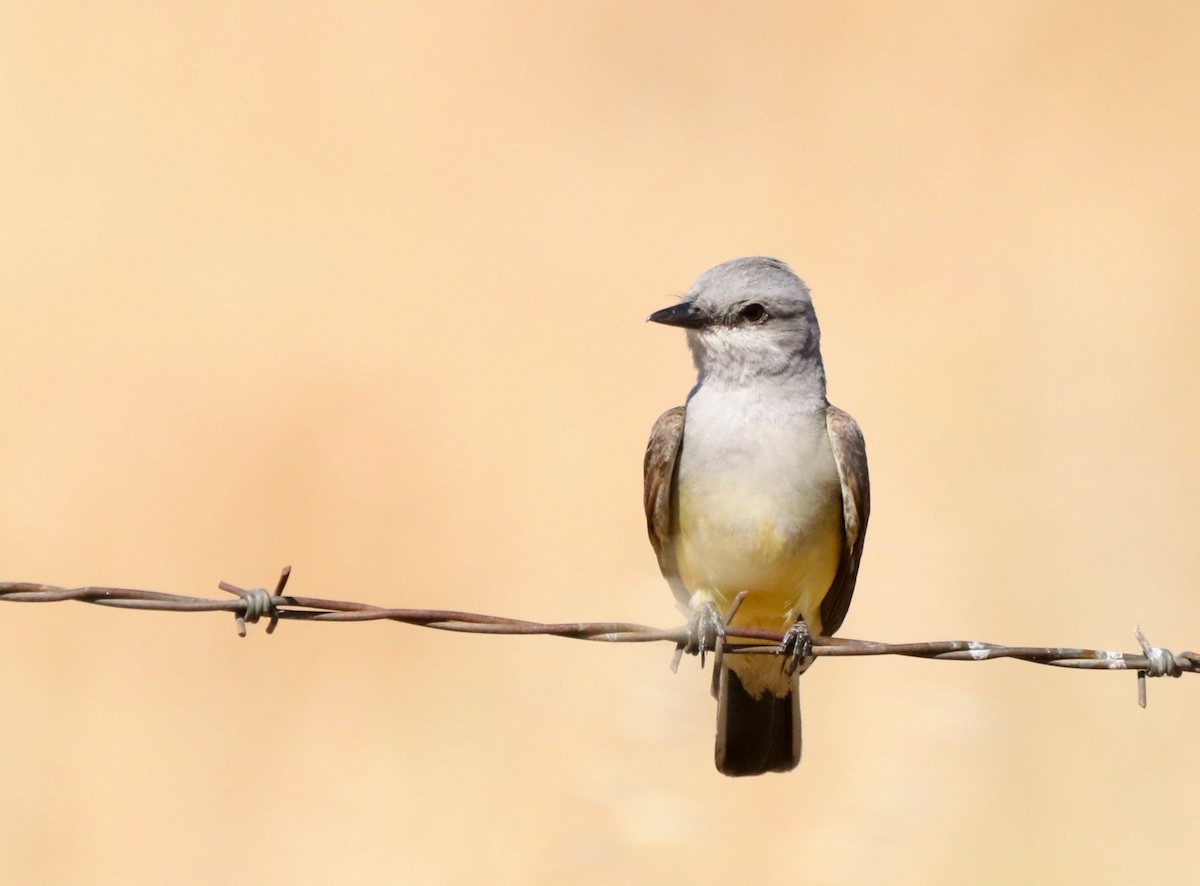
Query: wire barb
[
  {"left": 2, "top": 570, "right": 1197, "bottom": 708},
  {"left": 709, "top": 592, "right": 747, "bottom": 698},
  {"left": 217, "top": 566, "right": 287, "bottom": 637},
  {"left": 1135, "top": 626, "right": 1185, "bottom": 708}
]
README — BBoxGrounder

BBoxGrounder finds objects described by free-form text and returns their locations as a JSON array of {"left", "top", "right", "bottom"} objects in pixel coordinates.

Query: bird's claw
[
  {"left": 779, "top": 619, "right": 813, "bottom": 676},
  {"left": 684, "top": 601, "right": 727, "bottom": 668}
]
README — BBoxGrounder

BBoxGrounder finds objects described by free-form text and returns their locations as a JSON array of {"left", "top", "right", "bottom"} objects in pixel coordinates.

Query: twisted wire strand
[{"left": 4, "top": 567, "right": 1196, "bottom": 706}]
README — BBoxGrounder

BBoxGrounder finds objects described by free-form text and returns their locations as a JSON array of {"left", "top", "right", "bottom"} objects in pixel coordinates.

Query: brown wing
[
  {"left": 819, "top": 404, "right": 871, "bottom": 636},
  {"left": 643, "top": 406, "right": 690, "bottom": 608}
]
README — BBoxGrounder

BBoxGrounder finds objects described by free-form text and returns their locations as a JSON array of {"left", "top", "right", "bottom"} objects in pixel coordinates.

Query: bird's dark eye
[{"left": 739, "top": 303, "right": 768, "bottom": 323}]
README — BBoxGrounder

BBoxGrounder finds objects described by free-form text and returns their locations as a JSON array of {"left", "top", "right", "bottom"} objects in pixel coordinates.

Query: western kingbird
[{"left": 644, "top": 257, "right": 870, "bottom": 776}]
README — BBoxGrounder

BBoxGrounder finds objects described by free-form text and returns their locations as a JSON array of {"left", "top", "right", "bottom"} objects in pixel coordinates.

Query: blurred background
[{"left": 2, "top": 2, "right": 1199, "bottom": 883}]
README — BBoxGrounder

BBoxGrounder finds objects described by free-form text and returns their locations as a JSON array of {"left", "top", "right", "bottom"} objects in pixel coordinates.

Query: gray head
[{"left": 649, "top": 257, "right": 824, "bottom": 387}]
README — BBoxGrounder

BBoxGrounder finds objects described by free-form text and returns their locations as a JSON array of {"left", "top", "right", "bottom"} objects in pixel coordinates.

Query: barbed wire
[{"left": 3, "top": 565, "right": 1195, "bottom": 707}]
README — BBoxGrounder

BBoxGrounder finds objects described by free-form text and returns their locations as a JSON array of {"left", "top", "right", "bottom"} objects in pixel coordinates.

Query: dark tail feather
[{"left": 715, "top": 666, "right": 801, "bottom": 776}]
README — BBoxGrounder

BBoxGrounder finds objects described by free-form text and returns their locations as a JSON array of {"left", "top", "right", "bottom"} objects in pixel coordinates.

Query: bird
[{"left": 644, "top": 256, "right": 870, "bottom": 776}]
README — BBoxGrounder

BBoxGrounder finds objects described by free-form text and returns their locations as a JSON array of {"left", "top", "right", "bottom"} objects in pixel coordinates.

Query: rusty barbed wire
[{"left": 3, "top": 565, "right": 1196, "bottom": 706}]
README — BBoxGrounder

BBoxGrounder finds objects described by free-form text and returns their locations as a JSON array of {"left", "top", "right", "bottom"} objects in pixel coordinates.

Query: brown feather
[
  {"left": 819, "top": 404, "right": 871, "bottom": 637},
  {"left": 643, "top": 406, "right": 689, "bottom": 608}
]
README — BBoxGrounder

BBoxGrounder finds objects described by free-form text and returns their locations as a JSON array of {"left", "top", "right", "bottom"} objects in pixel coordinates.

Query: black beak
[{"left": 647, "top": 301, "right": 712, "bottom": 329}]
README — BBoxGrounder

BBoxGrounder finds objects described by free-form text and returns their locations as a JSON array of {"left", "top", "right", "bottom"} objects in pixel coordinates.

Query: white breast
[{"left": 673, "top": 382, "right": 843, "bottom": 632}]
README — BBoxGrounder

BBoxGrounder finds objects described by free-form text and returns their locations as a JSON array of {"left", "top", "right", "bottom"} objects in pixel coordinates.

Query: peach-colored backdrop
[{"left": 3, "top": 3, "right": 1199, "bottom": 883}]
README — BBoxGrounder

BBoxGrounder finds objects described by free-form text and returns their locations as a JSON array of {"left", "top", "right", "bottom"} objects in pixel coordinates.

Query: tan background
[{"left": 3, "top": 2, "right": 1199, "bottom": 883}]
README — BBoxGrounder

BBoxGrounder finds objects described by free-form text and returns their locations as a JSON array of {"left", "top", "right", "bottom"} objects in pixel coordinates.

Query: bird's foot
[
  {"left": 779, "top": 619, "right": 813, "bottom": 676},
  {"left": 684, "top": 601, "right": 727, "bottom": 669}
]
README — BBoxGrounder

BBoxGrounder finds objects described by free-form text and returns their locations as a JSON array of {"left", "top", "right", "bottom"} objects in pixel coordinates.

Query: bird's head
[{"left": 649, "top": 257, "right": 823, "bottom": 385}]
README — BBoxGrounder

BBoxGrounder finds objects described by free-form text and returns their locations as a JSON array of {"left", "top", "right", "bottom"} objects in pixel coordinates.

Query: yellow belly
[{"left": 675, "top": 481, "right": 842, "bottom": 636}]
